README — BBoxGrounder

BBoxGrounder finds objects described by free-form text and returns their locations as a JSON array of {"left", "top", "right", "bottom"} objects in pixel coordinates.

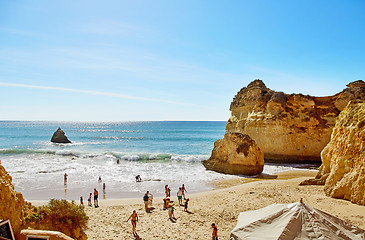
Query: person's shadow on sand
[{"left": 134, "top": 232, "right": 142, "bottom": 240}]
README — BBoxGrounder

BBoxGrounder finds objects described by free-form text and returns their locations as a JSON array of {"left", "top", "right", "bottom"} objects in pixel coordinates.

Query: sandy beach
[{"left": 32, "top": 170, "right": 363, "bottom": 240}]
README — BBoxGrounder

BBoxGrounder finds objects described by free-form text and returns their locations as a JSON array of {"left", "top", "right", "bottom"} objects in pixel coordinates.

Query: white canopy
[{"left": 230, "top": 202, "right": 365, "bottom": 240}]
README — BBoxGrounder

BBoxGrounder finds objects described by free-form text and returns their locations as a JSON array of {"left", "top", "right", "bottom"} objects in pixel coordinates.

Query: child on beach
[
  {"left": 211, "top": 223, "right": 218, "bottom": 240},
  {"left": 127, "top": 210, "right": 138, "bottom": 234},
  {"left": 184, "top": 198, "right": 189, "bottom": 212},
  {"left": 177, "top": 187, "right": 183, "bottom": 206},
  {"left": 88, "top": 193, "right": 92, "bottom": 207},
  {"left": 80, "top": 196, "right": 84, "bottom": 206},
  {"left": 94, "top": 188, "right": 99, "bottom": 208}
]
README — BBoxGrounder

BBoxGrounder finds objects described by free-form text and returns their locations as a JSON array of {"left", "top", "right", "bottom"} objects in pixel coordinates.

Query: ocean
[{"left": 0, "top": 121, "right": 312, "bottom": 201}]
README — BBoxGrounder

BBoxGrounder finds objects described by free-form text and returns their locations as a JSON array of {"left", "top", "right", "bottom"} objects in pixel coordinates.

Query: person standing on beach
[
  {"left": 103, "top": 182, "right": 106, "bottom": 194},
  {"left": 165, "top": 185, "right": 169, "bottom": 198},
  {"left": 177, "top": 187, "right": 183, "bottom": 205},
  {"left": 98, "top": 176, "right": 102, "bottom": 183},
  {"left": 211, "top": 223, "right": 218, "bottom": 240},
  {"left": 143, "top": 191, "right": 149, "bottom": 212},
  {"left": 127, "top": 210, "right": 138, "bottom": 234},
  {"left": 94, "top": 188, "right": 99, "bottom": 208},
  {"left": 80, "top": 196, "right": 84, "bottom": 206},
  {"left": 182, "top": 184, "right": 187, "bottom": 199},
  {"left": 64, "top": 173, "right": 68, "bottom": 185},
  {"left": 88, "top": 193, "right": 92, "bottom": 207},
  {"left": 184, "top": 198, "right": 189, "bottom": 212}
]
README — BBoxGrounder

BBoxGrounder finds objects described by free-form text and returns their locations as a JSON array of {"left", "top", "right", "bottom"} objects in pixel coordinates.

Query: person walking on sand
[
  {"left": 177, "top": 187, "right": 183, "bottom": 206},
  {"left": 103, "top": 182, "right": 106, "bottom": 194},
  {"left": 212, "top": 223, "right": 218, "bottom": 240},
  {"left": 94, "top": 188, "right": 99, "bottom": 208},
  {"left": 184, "top": 198, "right": 189, "bottom": 212},
  {"left": 80, "top": 196, "right": 84, "bottom": 206},
  {"left": 182, "top": 184, "right": 187, "bottom": 199},
  {"left": 64, "top": 173, "right": 68, "bottom": 185},
  {"left": 127, "top": 210, "right": 138, "bottom": 234},
  {"left": 88, "top": 193, "right": 92, "bottom": 207},
  {"left": 170, "top": 204, "right": 176, "bottom": 219}
]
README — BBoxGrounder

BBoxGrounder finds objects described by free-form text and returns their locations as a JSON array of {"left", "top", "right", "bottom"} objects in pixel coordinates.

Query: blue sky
[{"left": 0, "top": 0, "right": 364, "bottom": 121}]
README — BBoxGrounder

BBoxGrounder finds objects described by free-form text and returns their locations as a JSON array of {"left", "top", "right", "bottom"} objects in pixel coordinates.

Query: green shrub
[{"left": 26, "top": 199, "right": 88, "bottom": 240}]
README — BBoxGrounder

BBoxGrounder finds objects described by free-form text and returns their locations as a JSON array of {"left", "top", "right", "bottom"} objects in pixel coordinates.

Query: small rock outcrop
[
  {"left": 0, "top": 163, "right": 32, "bottom": 240},
  {"left": 51, "top": 128, "right": 71, "bottom": 143},
  {"left": 316, "top": 100, "right": 365, "bottom": 205},
  {"left": 203, "top": 133, "right": 264, "bottom": 175},
  {"left": 224, "top": 79, "right": 365, "bottom": 162}
]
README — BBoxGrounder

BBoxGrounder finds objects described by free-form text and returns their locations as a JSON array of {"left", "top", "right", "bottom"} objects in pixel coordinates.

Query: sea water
[{"left": 0, "top": 121, "right": 313, "bottom": 201}]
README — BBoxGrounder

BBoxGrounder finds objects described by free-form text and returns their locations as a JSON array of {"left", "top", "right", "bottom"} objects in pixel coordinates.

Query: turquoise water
[
  {"left": 0, "top": 121, "right": 229, "bottom": 200},
  {"left": 0, "top": 121, "right": 313, "bottom": 201}
]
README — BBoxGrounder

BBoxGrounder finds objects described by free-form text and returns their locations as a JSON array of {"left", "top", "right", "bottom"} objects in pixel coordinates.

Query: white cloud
[{"left": 0, "top": 82, "right": 207, "bottom": 107}]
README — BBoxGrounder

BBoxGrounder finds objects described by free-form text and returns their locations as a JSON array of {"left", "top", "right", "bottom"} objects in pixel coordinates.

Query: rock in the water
[
  {"left": 316, "top": 100, "right": 365, "bottom": 205},
  {"left": 51, "top": 128, "right": 71, "bottom": 143},
  {"left": 225, "top": 79, "right": 365, "bottom": 162},
  {"left": 203, "top": 132, "right": 264, "bottom": 175}
]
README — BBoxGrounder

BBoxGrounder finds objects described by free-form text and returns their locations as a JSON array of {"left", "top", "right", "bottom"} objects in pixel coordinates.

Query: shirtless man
[
  {"left": 127, "top": 210, "right": 138, "bottom": 233},
  {"left": 177, "top": 187, "right": 183, "bottom": 205},
  {"left": 94, "top": 188, "right": 99, "bottom": 208},
  {"left": 181, "top": 184, "right": 187, "bottom": 199}
]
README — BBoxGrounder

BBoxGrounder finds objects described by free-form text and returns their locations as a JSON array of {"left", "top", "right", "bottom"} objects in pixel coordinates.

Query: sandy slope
[{"left": 79, "top": 170, "right": 365, "bottom": 239}]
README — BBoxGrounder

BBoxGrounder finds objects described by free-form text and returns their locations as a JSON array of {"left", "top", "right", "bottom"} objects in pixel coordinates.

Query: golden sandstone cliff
[
  {"left": 204, "top": 79, "right": 365, "bottom": 175},
  {"left": 0, "top": 163, "right": 32, "bottom": 240},
  {"left": 0, "top": 162, "right": 88, "bottom": 240},
  {"left": 316, "top": 100, "right": 365, "bottom": 205},
  {"left": 203, "top": 133, "right": 264, "bottom": 175}
]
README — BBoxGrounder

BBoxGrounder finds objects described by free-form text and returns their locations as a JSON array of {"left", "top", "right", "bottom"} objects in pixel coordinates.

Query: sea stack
[
  {"left": 203, "top": 133, "right": 264, "bottom": 175},
  {"left": 316, "top": 100, "right": 365, "bottom": 205},
  {"left": 51, "top": 128, "right": 71, "bottom": 143},
  {"left": 221, "top": 79, "right": 365, "bottom": 162}
]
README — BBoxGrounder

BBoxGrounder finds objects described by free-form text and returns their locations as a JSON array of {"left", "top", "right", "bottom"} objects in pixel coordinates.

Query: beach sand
[{"left": 33, "top": 170, "right": 365, "bottom": 239}]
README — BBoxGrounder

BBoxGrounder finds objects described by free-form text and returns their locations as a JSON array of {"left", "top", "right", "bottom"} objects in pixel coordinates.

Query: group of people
[
  {"left": 64, "top": 173, "right": 105, "bottom": 208},
  {"left": 66, "top": 172, "right": 218, "bottom": 238},
  {"left": 128, "top": 184, "right": 218, "bottom": 239}
]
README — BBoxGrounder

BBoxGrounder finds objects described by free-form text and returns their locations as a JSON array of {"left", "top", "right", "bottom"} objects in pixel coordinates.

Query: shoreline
[
  {"left": 28, "top": 170, "right": 365, "bottom": 239},
  {"left": 29, "top": 169, "right": 317, "bottom": 206}
]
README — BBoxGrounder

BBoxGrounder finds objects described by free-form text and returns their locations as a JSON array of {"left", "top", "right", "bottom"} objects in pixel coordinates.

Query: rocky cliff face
[
  {"left": 0, "top": 163, "right": 32, "bottom": 240},
  {"left": 203, "top": 133, "right": 264, "bottom": 175},
  {"left": 316, "top": 100, "right": 365, "bottom": 205},
  {"left": 225, "top": 79, "right": 365, "bottom": 162}
]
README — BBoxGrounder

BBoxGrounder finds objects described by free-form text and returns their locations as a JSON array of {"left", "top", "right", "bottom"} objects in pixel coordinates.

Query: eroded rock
[
  {"left": 316, "top": 100, "right": 365, "bottom": 205},
  {"left": 225, "top": 79, "right": 365, "bottom": 162},
  {"left": 203, "top": 132, "right": 264, "bottom": 175}
]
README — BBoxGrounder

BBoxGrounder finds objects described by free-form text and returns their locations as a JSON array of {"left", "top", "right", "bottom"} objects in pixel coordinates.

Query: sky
[{"left": 0, "top": 0, "right": 364, "bottom": 121}]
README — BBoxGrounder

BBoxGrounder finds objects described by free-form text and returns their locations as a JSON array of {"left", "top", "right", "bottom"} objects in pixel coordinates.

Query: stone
[
  {"left": 0, "top": 163, "right": 32, "bottom": 240},
  {"left": 51, "top": 128, "right": 71, "bottom": 143},
  {"left": 224, "top": 79, "right": 365, "bottom": 162},
  {"left": 203, "top": 132, "right": 264, "bottom": 175},
  {"left": 316, "top": 100, "right": 365, "bottom": 205}
]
